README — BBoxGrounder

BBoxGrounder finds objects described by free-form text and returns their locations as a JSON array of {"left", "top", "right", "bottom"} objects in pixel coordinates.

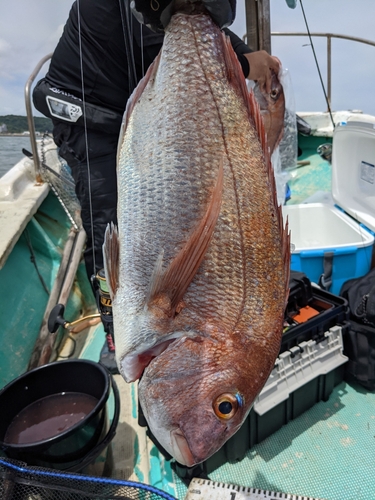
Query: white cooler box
[{"left": 283, "top": 120, "right": 375, "bottom": 295}]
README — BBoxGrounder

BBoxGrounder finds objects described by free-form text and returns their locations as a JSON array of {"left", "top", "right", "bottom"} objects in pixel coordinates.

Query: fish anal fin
[
  {"left": 150, "top": 158, "right": 224, "bottom": 316},
  {"left": 103, "top": 222, "right": 120, "bottom": 298},
  {"left": 122, "top": 51, "right": 161, "bottom": 131}
]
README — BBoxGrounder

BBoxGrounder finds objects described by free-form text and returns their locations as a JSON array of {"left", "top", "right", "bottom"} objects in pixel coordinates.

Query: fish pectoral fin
[
  {"left": 149, "top": 158, "right": 224, "bottom": 316},
  {"left": 103, "top": 222, "right": 119, "bottom": 298},
  {"left": 122, "top": 331, "right": 208, "bottom": 382}
]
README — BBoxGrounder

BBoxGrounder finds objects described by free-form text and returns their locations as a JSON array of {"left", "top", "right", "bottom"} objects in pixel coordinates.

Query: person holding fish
[
  {"left": 133, "top": 0, "right": 280, "bottom": 92},
  {"left": 33, "top": 0, "right": 280, "bottom": 285},
  {"left": 33, "top": 0, "right": 284, "bottom": 393}
]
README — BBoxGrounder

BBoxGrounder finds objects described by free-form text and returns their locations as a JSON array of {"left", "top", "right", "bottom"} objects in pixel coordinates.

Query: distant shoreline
[{"left": 0, "top": 133, "right": 33, "bottom": 137}]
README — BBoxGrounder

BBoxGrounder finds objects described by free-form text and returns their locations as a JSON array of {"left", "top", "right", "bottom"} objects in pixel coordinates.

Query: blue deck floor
[{"left": 286, "top": 135, "right": 332, "bottom": 206}]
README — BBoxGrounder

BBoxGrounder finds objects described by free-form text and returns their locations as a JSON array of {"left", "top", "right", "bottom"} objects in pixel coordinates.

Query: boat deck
[
  {"left": 2, "top": 122, "right": 374, "bottom": 500},
  {"left": 72, "top": 134, "right": 375, "bottom": 500},
  {"left": 287, "top": 134, "right": 333, "bottom": 206},
  {"left": 78, "top": 303, "right": 375, "bottom": 499}
]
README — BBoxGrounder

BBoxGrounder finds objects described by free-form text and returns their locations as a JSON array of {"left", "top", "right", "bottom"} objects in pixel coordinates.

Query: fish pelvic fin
[
  {"left": 222, "top": 32, "right": 291, "bottom": 303},
  {"left": 103, "top": 222, "right": 120, "bottom": 298},
  {"left": 148, "top": 158, "right": 224, "bottom": 317}
]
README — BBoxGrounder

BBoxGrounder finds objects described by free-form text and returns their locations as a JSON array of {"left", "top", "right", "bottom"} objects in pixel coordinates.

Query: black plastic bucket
[{"left": 0, "top": 359, "right": 120, "bottom": 472}]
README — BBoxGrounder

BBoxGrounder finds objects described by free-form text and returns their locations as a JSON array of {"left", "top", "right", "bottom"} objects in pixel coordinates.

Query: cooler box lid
[{"left": 332, "top": 120, "right": 375, "bottom": 234}]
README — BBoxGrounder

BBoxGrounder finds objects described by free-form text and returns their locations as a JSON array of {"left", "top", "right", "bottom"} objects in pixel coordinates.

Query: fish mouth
[{"left": 170, "top": 429, "right": 196, "bottom": 467}]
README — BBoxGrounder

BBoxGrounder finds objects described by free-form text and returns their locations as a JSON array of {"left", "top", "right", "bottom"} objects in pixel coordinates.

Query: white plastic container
[
  {"left": 283, "top": 121, "right": 375, "bottom": 295},
  {"left": 254, "top": 325, "right": 348, "bottom": 416}
]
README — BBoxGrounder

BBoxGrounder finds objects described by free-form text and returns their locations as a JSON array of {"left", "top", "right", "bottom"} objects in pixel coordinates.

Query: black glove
[
  {"left": 202, "top": 0, "right": 236, "bottom": 29},
  {"left": 131, "top": 0, "right": 236, "bottom": 32},
  {"left": 131, "top": 0, "right": 175, "bottom": 32}
]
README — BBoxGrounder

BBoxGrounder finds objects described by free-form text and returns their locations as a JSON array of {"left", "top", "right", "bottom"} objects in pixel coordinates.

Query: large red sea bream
[{"left": 104, "top": 2, "right": 290, "bottom": 466}]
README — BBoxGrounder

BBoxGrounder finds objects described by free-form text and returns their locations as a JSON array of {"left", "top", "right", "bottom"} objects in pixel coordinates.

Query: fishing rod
[
  {"left": 56, "top": 0, "right": 144, "bottom": 364},
  {"left": 76, "top": 0, "right": 97, "bottom": 277},
  {"left": 299, "top": 0, "right": 335, "bottom": 129},
  {"left": 119, "top": 0, "right": 139, "bottom": 94},
  {"left": 75, "top": 0, "right": 140, "bottom": 281}
]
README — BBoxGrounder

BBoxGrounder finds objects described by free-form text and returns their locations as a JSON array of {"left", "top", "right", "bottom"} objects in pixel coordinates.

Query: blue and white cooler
[{"left": 283, "top": 120, "right": 375, "bottom": 295}]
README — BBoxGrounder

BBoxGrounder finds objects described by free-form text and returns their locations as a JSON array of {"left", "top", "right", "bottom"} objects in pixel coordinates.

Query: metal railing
[
  {"left": 24, "top": 53, "right": 53, "bottom": 182},
  {"left": 27, "top": 33, "right": 375, "bottom": 178},
  {"left": 270, "top": 32, "right": 375, "bottom": 110}
]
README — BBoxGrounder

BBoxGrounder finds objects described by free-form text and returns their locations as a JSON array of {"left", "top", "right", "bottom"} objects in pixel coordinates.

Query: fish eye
[
  {"left": 270, "top": 89, "right": 279, "bottom": 100},
  {"left": 213, "top": 393, "right": 240, "bottom": 420}
]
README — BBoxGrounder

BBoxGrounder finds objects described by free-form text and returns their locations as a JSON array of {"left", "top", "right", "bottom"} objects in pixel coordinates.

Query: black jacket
[{"left": 44, "top": 0, "right": 252, "bottom": 117}]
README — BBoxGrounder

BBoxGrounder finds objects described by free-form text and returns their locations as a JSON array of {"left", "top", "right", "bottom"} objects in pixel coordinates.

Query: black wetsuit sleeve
[{"left": 223, "top": 28, "right": 253, "bottom": 78}]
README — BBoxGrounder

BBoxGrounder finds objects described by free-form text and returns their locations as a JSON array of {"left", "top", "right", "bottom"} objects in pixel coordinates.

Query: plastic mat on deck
[{"left": 173, "top": 381, "right": 375, "bottom": 500}]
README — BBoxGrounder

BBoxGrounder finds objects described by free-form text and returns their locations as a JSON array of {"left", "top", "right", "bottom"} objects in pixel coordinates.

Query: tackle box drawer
[{"left": 282, "top": 270, "right": 349, "bottom": 352}]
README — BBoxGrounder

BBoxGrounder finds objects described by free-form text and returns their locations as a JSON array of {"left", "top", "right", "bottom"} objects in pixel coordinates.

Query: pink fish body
[{"left": 104, "top": 10, "right": 290, "bottom": 466}]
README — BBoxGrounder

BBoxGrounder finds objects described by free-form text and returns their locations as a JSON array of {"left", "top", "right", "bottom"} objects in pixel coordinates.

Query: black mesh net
[
  {"left": 39, "top": 134, "right": 82, "bottom": 231},
  {"left": 0, "top": 459, "right": 178, "bottom": 500}
]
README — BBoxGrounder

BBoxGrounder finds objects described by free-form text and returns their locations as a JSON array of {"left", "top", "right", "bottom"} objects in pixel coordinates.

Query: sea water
[{"left": 0, "top": 135, "right": 32, "bottom": 178}]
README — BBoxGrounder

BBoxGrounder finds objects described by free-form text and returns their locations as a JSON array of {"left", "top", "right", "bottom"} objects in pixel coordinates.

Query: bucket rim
[{"left": 0, "top": 359, "right": 112, "bottom": 450}]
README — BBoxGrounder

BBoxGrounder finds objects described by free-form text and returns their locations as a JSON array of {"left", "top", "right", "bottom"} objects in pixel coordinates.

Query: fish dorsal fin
[
  {"left": 149, "top": 158, "right": 224, "bottom": 316},
  {"left": 245, "top": 82, "right": 291, "bottom": 303},
  {"left": 222, "top": 32, "right": 291, "bottom": 301},
  {"left": 103, "top": 222, "right": 120, "bottom": 298}
]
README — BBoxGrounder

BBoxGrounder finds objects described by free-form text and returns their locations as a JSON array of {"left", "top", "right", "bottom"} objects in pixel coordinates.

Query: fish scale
[
  {"left": 118, "top": 15, "right": 245, "bottom": 335},
  {"left": 104, "top": 9, "right": 289, "bottom": 466}
]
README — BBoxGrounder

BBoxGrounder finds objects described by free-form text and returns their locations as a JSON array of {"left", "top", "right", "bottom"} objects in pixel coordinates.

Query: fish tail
[{"left": 117, "top": 51, "right": 162, "bottom": 167}]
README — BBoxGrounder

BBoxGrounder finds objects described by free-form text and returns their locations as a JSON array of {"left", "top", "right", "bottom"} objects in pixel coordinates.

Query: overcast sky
[{"left": 1, "top": 0, "right": 375, "bottom": 117}]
